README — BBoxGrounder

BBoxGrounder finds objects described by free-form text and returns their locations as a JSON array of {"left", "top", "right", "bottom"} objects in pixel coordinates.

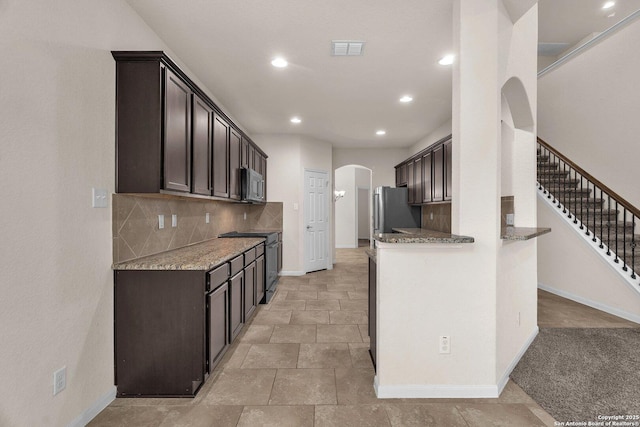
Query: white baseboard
[
  {"left": 279, "top": 271, "right": 305, "bottom": 276},
  {"left": 375, "top": 381, "right": 499, "bottom": 399},
  {"left": 67, "top": 386, "right": 116, "bottom": 427},
  {"left": 373, "top": 327, "right": 538, "bottom": 399},
  {"left": 335, "top": 244, "right": 357, "bottom": 249},
  {"left": 497, "top": 326, "right": 539, "bottom": 393},
  {"left": 538, "top": 282, "right": 640, "bottom": 325}
]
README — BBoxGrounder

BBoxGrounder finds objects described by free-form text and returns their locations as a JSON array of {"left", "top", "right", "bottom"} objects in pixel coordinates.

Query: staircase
[{"left": 536, "top": 138, "right": 639, "bottom": 281}]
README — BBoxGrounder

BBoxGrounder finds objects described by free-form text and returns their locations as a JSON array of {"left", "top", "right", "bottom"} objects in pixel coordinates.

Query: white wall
[
  {"left": 0, "top": 1, "right": 222, "bottom": 425},
  {"left": 410, "top": 118, "right": 452, "bottom": 155},
  {"left": 256, "top": 134, "right": 333, "bottom": 274},
  {"left": 538, "top": 196, "right": 640, "bottom": 322},
  {"left": 334, "top": 167, "right": 356, "bottom": 248},
  {"left": 333, "top": 147, "right": 408, "bottom": 190},
  {"left": 356, "top": 168, "right": 371, "bottom": 240},
  {"left": 538, "top": 20, "right": 640, "bottom": 208}
]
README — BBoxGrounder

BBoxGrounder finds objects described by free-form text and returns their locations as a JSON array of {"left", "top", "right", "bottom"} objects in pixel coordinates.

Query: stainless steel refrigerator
[{"left": 373, "top": 186, "right": 421, "bottom": 234}]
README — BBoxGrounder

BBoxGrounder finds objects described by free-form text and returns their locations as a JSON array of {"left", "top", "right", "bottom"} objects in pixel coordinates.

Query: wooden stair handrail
[{"left": 537, "top": 136, "right": 640, "bottom": 219}]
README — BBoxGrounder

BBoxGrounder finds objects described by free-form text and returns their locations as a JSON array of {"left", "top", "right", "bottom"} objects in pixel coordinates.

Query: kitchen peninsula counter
[
  {"left": 112, "top": 237, "right": 264, "bottom": 270},
  {"left": 373, "top": 228, "right": 474, "bottom": 244}
]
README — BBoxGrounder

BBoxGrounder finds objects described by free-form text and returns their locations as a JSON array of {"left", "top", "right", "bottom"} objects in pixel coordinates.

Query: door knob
[{"left": 306, "top": 225, "right": 312, "bottom": 230}]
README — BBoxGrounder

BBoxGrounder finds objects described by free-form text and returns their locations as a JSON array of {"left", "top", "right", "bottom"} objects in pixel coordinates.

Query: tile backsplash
[
  {"left": 501, "top": 196, "right": 514, "bottom": 229},
  {"left": 421, "top": 203, "right": 452, "bottom": 233},
  {"left": 113, "top": 194, "right": 283, "bottom": 264}
]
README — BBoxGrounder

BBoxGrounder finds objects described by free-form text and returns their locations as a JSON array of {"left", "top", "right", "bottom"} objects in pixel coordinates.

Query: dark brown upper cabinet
[
  {"left": 112, "top": 51, "right": 268, "bottom": 200},
  {"left": 248, "top": 144, "right": 256, "bottom": 171},
  {"left": 413, "top": 158, "right": 422, "bottom": 206},
  {"left": 213, "top": 114, "right": 230, "bottom": 198},
  {"left": 192, "top": 94, "right": 213, "bottom": 196},
  {"left": 164, "top": 69, "right": 192, "bottom": 192},
  {"left": 395, "top": 163, "right": 408, "bottom": 187},
  {"left": 444, "top": 139, "right": 452, "bottom": 201},
  {"left": 432, "top": 144, "right": 444, "bottom": 202},
  {"left": 229, "top": 129, "right": 241, "bottom": 200},
  {"left": 394, "top": 135, "right": 452, "bottom": 205},
  {"left": 241, "top": 137, "right": 249, "bottom": 168},
  {"left": 407, "top": 161, "right": 415, "bottom": 204},
  {"left": 422, "top": 151, "right": 433, "bottom": 203}
]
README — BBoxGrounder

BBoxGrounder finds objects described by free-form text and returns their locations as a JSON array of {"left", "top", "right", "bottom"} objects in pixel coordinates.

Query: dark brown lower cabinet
[
  {"left": 368, "top": 257, "right": 377, "bottom": 371},
  {"left": 244, "top": 261, "right": 256, "bottom": 319},
  {"left": 114, "top": 243, "right": 263, "bottom": 397},
  {"left": 256, "top": 254, "right": 265, "bottom": 304},
  {"left": 229, "top": 270, "right": 244, "bottom": 340},
  {"left": 114, "top": 270, "right": 205, "bottom": 397},
  {"left": 207, "top": 283, "right": 229, "bottom": 373}
]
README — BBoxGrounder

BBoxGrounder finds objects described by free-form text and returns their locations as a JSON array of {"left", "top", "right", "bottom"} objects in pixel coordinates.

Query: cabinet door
[
  {"left": 208, "top": 283, "right": 229, "bottom": 373},
  {"left": 413, "top": 158, "right": 422, "bottom": 205},
  {"left": 244, "top": 262, "right": 256, "bottom": 319},
  {"left": 229, "top": 271, "right": 244, "bottom": 340},
  {"left": 229, "top": 129, "right": 241, "bottom": 200},
  {"left": 191, "top": 94, "right": 213, "bottom": 196},
  {"left": 399, "top": 163, "right": 407, "bottom": 186},
  {"left": 444, "top": 139, "right": 452, "bottom": 201},
  {"left": 422, "top": 152, "right": 432, "bottom": 203},
  {"left": 262, "top": 157, "right": 268, "bottom": 201},
  {"left": 212, "top": 114, "right": 230, "bottom": 198},
  {"left": 368, "top": 257, "right": 377, "bottom": 370},
  {"left": 277, "top": 233, "right": 283, "bottom": 273},
  {"left": 433, "top": 145, "right": 444, "bottom": 202},
  {"left": 248, "top": 144, "right": 256, "bottom": 170},
  {"left": 407, "top": 161, "right": 415, "bottom": 204},
  {"left": 241, "top": 137, "right": 249, "bottom": 168},
  {"left": 256, "top": 254, "right": 265, "bottom": 304},
  {"left": 164, "top": 69, "right": 192, "bottom": 193}
]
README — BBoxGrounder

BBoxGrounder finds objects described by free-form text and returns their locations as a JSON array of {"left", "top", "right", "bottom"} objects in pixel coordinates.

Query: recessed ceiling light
[
  {"left": 290, "top": 117, "right": 301, "bottom": 124},
  {"left": 438, "top": 54, "right": 455, "bottom": 65},
  {"left": 602, "top": 1, "right": 615, "bottom": 9},
  {"left": 399, "top": 95, "right": 413, "bottom": 103},
  {"left": 376, "top": 130, "right": 386, "bottom": 136},
  {"left": 271, "top": 57, "right": 288, "bottom": 68}
]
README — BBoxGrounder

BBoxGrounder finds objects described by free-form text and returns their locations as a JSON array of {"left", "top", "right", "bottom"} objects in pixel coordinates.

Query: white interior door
[{"left": 304, "top": 169, "right": 329, "bottom": 273}]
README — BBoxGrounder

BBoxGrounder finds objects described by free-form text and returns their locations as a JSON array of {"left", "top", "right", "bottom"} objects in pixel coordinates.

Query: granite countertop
[
  {"left": 373, "top": 228, "right": 475, "bottom": 244},
  {"left": 113, "top": 237, "right": 264, "bottom": 271},
  {"left": 501, "top": 227, "right": 551, "bottom": 241},
  {"left": 365, "top": 248, "right": 377, "bottom": 262}
]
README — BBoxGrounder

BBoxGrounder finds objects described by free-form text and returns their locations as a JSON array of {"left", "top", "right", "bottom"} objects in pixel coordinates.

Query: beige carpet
[{"left": 510, "top": 328, "right": 640, "bottom": 423}]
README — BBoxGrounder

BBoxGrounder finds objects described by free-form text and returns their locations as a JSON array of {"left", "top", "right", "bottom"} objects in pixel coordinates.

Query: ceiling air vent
[{"left": 331, "top": 40, "right": 366, "bottom": 56}]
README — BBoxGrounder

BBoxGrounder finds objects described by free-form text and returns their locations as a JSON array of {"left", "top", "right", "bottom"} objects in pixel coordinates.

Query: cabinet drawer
[
  {"left": 244, "top": 247, "right": 256, "bottom": 265},
  {"left": 208, "top": 264, "right": 229, "bottom": 291},
  {"left": 230, "top": 255, "right": 243, "bottom": 276},
  {"left": 255, "top": 243, "right": 264, "bottom": 257}
]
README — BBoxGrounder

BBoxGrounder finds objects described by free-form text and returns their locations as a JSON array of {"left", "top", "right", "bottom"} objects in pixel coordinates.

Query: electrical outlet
[
  {"left": 243, "top": 212, "right": 247, "bottom": 220},
  {"left": 158, "top": 215, "right": 165, "bottom": 229},
  {"left": 172, "top": 214, "right": 178, "bottom": 227},
  {"left": 430, "top": 212, "right": 434, "bottom": 220},
  {"left": 53, "top": 366, "right": 66, "bottom": 395},
  {"left": 506, "top": 213, "right": 515, "bottom": 226},
  {"left": 92, "top": 188, "right": 108, "bottom": 208},
  {"left": 439, "top": 335, "right": 451, "bottom": 354},
  {"left": 293, "top": 203, "right": 299, "bottom": 211},
  {"left": 518, "top": 311, "right": 521, "bottom": 326},
  {"left": 205, "top": 213, "right": 210, "bottom": 224}
]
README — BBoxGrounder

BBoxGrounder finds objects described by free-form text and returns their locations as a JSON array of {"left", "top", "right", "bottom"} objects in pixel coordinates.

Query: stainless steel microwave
[{"left": 241, "top": 167, "right": 264, "bottom": 203}]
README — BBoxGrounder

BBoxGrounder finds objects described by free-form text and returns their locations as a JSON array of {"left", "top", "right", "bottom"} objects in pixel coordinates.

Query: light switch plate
[
  {"left": 92, "top": 188, "right": 108, "bottom": 208},
  {"left": 171, "top": 214, "right": 178, "bottom": 227},
  {"left": 205, "top": 213, "right": 210, "bottom": 224},
  {"left": 158, "top": 215, "right": 165, "bottom": 229}
]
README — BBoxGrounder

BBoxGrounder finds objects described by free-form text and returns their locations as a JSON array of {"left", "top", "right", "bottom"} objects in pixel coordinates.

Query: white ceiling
[{"left": 125, "top": 0, "right": 640, "bottom": 149}]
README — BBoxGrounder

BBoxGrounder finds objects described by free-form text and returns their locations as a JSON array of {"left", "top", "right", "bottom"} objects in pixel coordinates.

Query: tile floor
[{"left": 90, "top": 247, "right": 636, "bottom": 426}]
